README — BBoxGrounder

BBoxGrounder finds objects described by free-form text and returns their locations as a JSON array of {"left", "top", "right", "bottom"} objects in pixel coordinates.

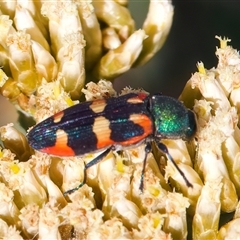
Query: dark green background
[{"left": 116, "top": 1, "right": 240, "bottom": 97}]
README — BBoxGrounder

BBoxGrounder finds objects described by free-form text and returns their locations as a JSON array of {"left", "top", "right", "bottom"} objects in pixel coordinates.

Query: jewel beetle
[{"left": 27, "top": 92, "right": 197, "bottom": 195}]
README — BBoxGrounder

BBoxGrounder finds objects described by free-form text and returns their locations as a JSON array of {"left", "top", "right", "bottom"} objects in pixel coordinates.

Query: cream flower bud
[
  {"left": 41, "top": 1, "right": 83, "bottom": 55},
  {"left": 133, "top": 212, "right": 169, "bottom": 239},
  {"left": 66, "top": 185, "right": 96, "bottom": 210},
  {"left": 0, "top": 225, "right": 23, "bottom": 239},
  {"left": 93, "top": 29, "right": 147, "bottom": 79},
  {"left": 97, "top": 151, "right": 119, "bottom": 196},
  {"left": 32, "top": 79, "right": 76, "bottom": 122},
  {"left": 41, "top": 2, "right": 61, "bottom": 56},
  {"left": 39, "top": 205, "right": 61, "bottom": 239},
  {"left": 192, "top": 179, "right": 222, "bottom": 239},
  {"left": 0, "top": 69, "right": 9, "bottom": 87},
  {"left": 58, "top": 35, "right": 85, "bottom": 99},
  {"left": 131, "top": 163, "right": 168, "bottom": 213},
  {"left": 178, "top": 78, "right": 201, "bottom": 109},
  {"left": 57, "top": 31, "right": 85, "bottom": 99},
  {"left": 0, "top": 1, "right": 17, "bottom": 19},
  {"left": 93, "top": 1, "right": 135, "bottom": 35},
  {"left": 17, "top": 0, "right": 49, "bottom": 39},
  {"left": 103, "top": 196, "right": 142, "bottom": 228},
  {"left": 215, "top": 36, "right": 240, "bottom": 95},
  {"left": 6, "top": 31, "right": 38, "bottom": 95},
  {"left": 77, "top": 1, "right": 102, "bottom": 70},
  {"left": 165, "top": 162, "right": 203, "bottom": 215},
  {"left": 0, "top": 183, "right": 20, "bottom": 228},
  {"left": 125, "top": 144, "right": 170, "bottom": 191},
  {"left": 196, "top": 148, "right": 237, "bottom": 212},
  {"left": 31, "top": 40, "right": 58, "bottom": 82},
  {"left": 61, "top": 194, "right": 99, "bottom": 238},
  {"left": 222, "top": 135, "right": 240, "bottom": 196},
  {"left": 0, "top": 15, "right": 15, "bottom": 49},
  {"left": 193, "top": 99, "right": 213, "bottom": 127},
  {"left": 0, "top": 148, "right": 16, "bottom": 162},
  {"left": 87, "top": 217, "right": 132, "bottom": 239},
  {"left": 29, "top": 153, "right": 67, "bottom": 208},
  {"left": 230, "top": 88, "right": 240, "bottom": 118},
  {"left": 81, "top": 80, "right": 117, "bottom": 101},
  {"left": 61, "top": 203, "right": 90, "bottom": 237},
  {"left": 54, "top": 8, "right": 85, "bottom": 100},
  {"left": 61, "top": 156, "right": 85, "bottom": 193},
  {"left": 0, "top": 219, "right": 10, "bottom": 238},
  {"left": 48, "top": 157, "right": 64, "bottom": 188},
  {"left": 134, "top": 0, "right": 174, "bottom": 66},
  {"left": 102, "top": 27, "right": 121, "bottom": 50},
  {"left": 218, "top": 218, "right": 240, "bottom": 240},
  {"left": 191, "top": 62, "right": 231, "bottom": 110},
  {"left": 234, "top": 197, "right": 240, "bottom": 220},
  {"left": 0, "top": 77, "right": 21, "bottom": 101},
  {"left": 0, "top": 160, "right": 47, "bottom": 206},
  {"left": 147, "top": 152, "right": 171, "bottom": 191},
  {"left": 0, "top": 123, "right": 34, "bottom": 162},
  {"left": 195, "top": 101, "right": 238, "bottom": 212},
  {"left": 19, "top": 203, "right": 39, "bottom": 238},
  {"left": 161, "top": 139, "right": 193, "bottom": 166},
  {"left": 163, "top": 192, "right": 189, "bottom": 239},
  {"left": 14, "top": 5, "right": 50, "bottom": 51}
]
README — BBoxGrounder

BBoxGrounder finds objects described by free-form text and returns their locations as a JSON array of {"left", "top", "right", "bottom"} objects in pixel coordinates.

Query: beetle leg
[
  {"left": 64, "top": 147, "right": 112, "bottom": 195},
  {"left": 156, "top": 142, "right": 193, "bottom": 188}
]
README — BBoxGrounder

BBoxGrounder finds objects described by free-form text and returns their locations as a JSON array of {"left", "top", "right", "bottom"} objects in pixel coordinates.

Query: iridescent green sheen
[{"left": 150, "top": 94, "right": 196, "bottom": 140}]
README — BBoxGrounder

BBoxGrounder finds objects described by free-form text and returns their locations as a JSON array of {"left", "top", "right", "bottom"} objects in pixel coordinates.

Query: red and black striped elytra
[
  {"left": 28, "top": 93, "right": 153, "bottom": 156},
  {"left": 27, "top": 92, "right": 197, "bottom": 195}
]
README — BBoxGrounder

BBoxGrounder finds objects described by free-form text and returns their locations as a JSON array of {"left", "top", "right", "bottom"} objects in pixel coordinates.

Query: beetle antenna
[{"left": 157, "top": 142, "right": 193, "bottom": 188}]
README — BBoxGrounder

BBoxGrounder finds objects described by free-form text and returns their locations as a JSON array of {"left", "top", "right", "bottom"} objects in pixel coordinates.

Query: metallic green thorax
[{"left": 150, "top": 94, "right": 196, "bottom": 140}]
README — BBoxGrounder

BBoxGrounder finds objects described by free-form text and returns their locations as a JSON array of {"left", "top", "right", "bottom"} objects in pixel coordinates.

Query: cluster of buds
[
  {"left": 178, "top": 36, "right": 240, "bottom": 239},
  {"left": 1, "top": 0, "right": 240, "bottom": 239},
  {"left": 1, "top": 36, "right": 240, "bottom": 238},
  {"left": 0, "top": 0, "right": 173, "bottom": 110}
]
